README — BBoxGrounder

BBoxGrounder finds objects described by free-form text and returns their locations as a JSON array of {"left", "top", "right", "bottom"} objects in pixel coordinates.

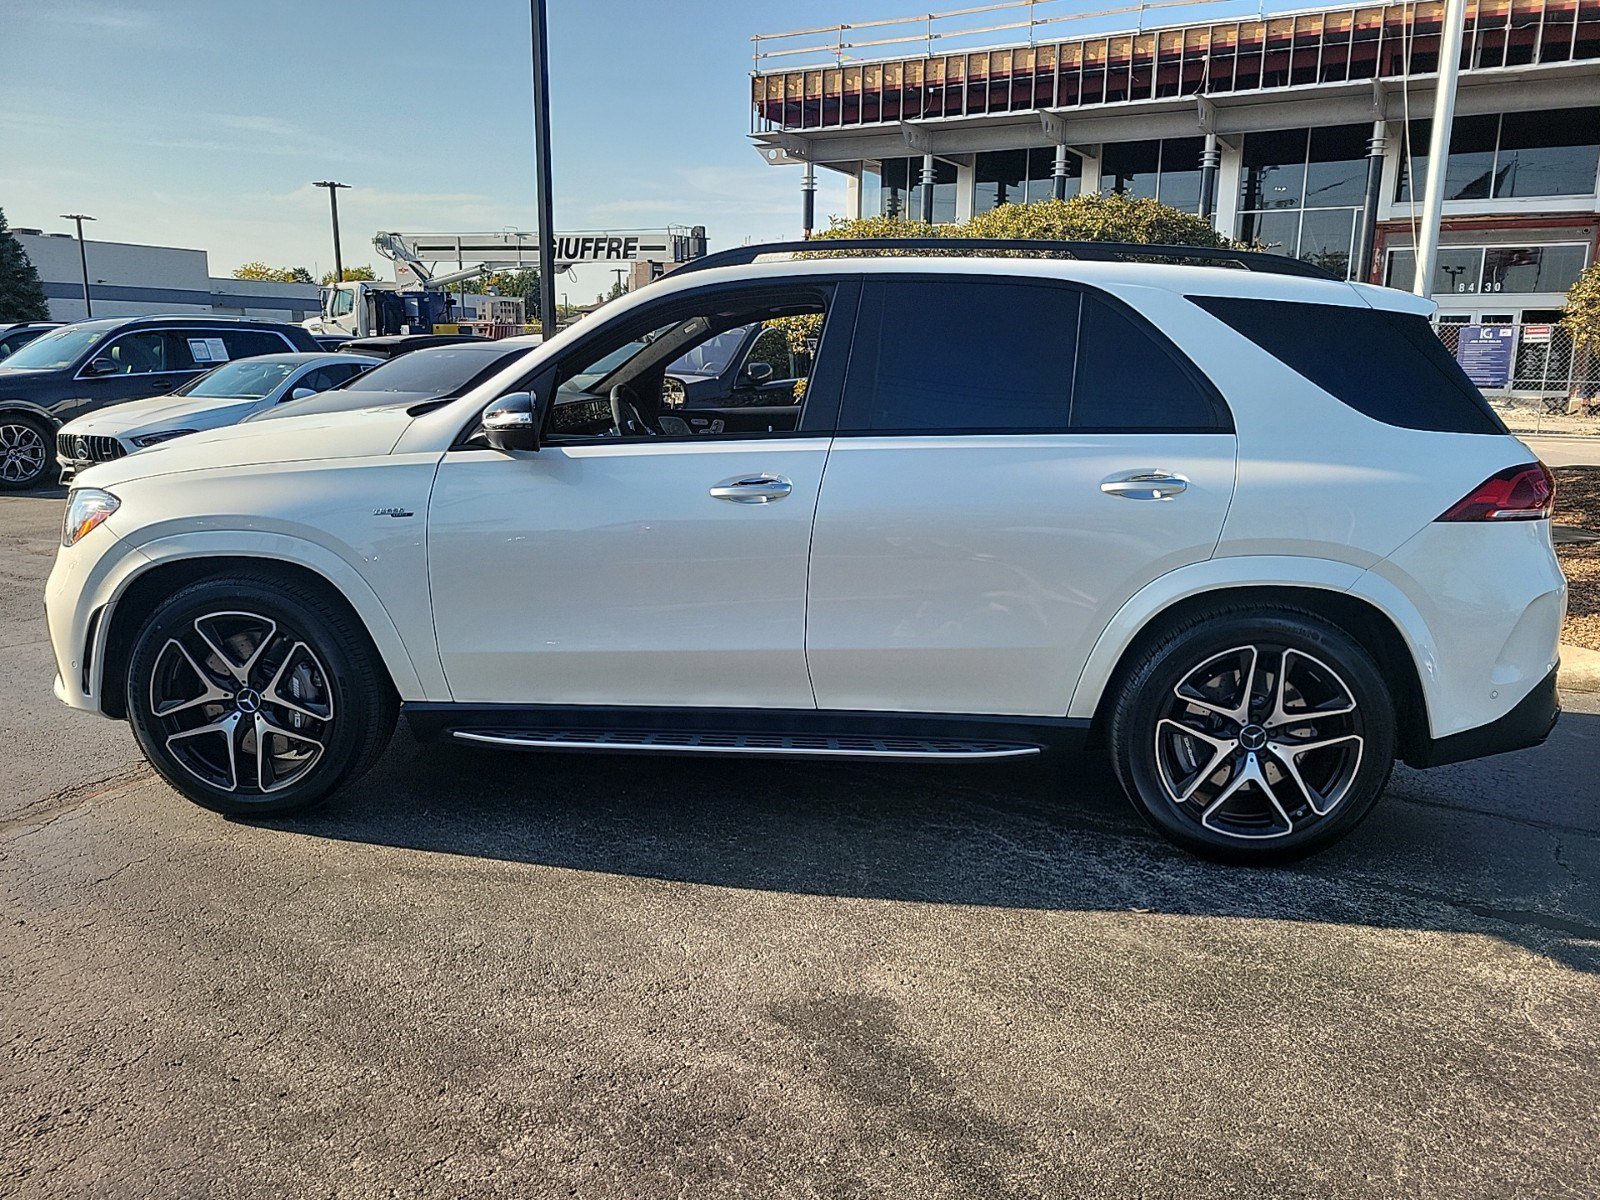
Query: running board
[{"left": 450, "top": 728, "right": 1042, "bottom": 761}]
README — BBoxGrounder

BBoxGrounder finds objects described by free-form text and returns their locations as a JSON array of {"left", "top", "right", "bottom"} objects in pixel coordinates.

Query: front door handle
[
  {"left": 709, "top": 473, "right": 793, "bottom": 504},
  {"left": 1100, "top": 470, "right": 1189, "bottom": 500}
]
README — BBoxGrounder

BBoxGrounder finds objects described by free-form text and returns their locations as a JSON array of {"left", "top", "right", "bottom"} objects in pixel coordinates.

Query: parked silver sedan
[{"left": 55, "top": 351, "right": 380, "bottom": 482}]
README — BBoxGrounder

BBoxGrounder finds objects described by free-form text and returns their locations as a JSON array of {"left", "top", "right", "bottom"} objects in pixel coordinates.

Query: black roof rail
[
  {"left": 114, "top": 313, "right": 294, "bottom": 325},
  {"left": 676, "top": 238, "right": 1340, "bottom": 281}
]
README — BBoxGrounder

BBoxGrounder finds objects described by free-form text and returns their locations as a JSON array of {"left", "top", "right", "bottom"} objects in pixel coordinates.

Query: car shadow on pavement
[{"left": 263, "top": 710, "right": 1600, "bottom": 974}]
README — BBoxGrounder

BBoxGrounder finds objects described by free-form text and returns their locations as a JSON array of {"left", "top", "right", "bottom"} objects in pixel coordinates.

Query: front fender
[
  {"left": 86, "top": 531, "right": 436, "bottom": 708},
  {"left": 1065, "top": 555, "right": 1440, "bottom": 729},
  {"left": 0, "top": 398, "right": 59, "bottom": 426}
]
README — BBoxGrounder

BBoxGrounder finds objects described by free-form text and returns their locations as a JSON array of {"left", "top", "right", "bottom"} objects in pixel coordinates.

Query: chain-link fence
[{"left": 1433, "top": 322, "right": 1600, "bottom": 436}]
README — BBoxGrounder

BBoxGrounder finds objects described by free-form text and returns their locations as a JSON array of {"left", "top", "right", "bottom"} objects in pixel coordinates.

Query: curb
[{"left": 1560, "top": 642, "right": 1600, "bottom": 694}]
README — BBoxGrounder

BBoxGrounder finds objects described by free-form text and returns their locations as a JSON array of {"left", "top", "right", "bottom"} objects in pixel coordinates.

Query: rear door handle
[
  {"left": 709, "top": 473, "right": 793, "bottom": 504},
  {"left": 1100, "top": 470, "right": 1189, "bottom": 500}
]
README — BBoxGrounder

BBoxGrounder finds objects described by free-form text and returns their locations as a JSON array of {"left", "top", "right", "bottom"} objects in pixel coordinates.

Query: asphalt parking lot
[{"left": 4, "top": 487, "right": 1598, "bottom": 1200}]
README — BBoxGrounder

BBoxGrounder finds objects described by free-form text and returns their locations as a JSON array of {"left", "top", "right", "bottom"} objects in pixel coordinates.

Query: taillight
[{"left": 1437, "top": 462, "right": 1554, "bottom": 522}]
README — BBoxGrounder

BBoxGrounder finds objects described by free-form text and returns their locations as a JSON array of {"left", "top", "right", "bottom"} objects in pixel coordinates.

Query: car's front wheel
[
  {"left": 1108, "top": 607, "right": 1396, "bottom": 863},
  {"left": 0, "top": 413, "right": 54, "bottom": 491},
  {"left": 125, "top": 574, "right": 397, "bottom": 816}
]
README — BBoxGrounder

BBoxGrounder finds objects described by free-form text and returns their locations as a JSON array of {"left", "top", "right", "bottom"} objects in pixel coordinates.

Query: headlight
[
  {"left": 131, "top": 429, "right": 196, "bottom": 448},
  {"left": 62, "top": 488, "right": 120, "bottom": 547}
]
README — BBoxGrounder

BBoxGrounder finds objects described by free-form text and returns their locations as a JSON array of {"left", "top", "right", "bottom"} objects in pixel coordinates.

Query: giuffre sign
[{"left": 390, "top": 230, "right": 698, "bottom": 265}]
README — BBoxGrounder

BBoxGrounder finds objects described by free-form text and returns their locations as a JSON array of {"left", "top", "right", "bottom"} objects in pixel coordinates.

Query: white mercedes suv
[{"left": 44, "top": 240, "right": 1566, "bottom": 863}]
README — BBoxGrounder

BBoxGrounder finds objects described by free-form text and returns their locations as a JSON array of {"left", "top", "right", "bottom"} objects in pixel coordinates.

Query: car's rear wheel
[
  {"left": 0, "top": 413, "right": 53, "bottom": 491},
  {"left": 1108, "top": 607, "right": 1396, "bottom": 864},
  {"left": 125, "top": 574, "right": 397, "bottom": 816}
]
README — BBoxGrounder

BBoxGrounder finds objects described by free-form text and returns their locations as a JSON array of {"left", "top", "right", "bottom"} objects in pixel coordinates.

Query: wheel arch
[
  {"left": 0, "top": 399, "right": 58, "bottom": 425},
  {"left": 1072, "top": 567, "right": 1434, "bottom": 763},
  {"left": 96, "top": 549, "right": 425, "bottom": 719}
]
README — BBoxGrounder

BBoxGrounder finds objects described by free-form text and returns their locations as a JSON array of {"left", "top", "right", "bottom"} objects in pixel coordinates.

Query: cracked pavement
[{"left": 3, "top": 488, "right": 1598, "bottom": 1199}]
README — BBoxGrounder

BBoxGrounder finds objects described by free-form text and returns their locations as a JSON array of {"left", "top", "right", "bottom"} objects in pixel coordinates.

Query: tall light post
[
  {"left": 312, "top": 181, "right": 350, "bottom": 283},
  {"left": 1412, "top": 0, "right": 1468, "bottom": 297},
  {"left": 529, "top": 0, "right": 559, "bottom": 338},
  {"left": 59, "top": 213, "right": 95, "bottom": 317}
]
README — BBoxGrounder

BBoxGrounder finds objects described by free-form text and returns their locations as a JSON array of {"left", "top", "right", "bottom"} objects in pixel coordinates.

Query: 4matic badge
[{"left": 372, "top": 507, "right": 414, "bottom": 518}]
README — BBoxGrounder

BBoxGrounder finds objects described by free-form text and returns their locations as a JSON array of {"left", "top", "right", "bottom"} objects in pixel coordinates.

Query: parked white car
[
  {"left": 54, "top": 352, "right": 380, "bottom": 482},
  {"left": 44, "top": 241, "right": 1566, "bottom": 863}
]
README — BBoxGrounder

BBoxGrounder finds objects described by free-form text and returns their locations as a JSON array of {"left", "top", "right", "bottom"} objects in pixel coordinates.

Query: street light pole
[
  {"left": 59, "top": 213, "right": 95, "bottom": 317},
  {"left": 1412, "top": 0, "right": 1467, "bottom": 297},
  {"left": 312, "top": 181, "right": 349, "bottom": 283},
  {"left": 529, "top": 0, "right": 559, "bottom": 339}
]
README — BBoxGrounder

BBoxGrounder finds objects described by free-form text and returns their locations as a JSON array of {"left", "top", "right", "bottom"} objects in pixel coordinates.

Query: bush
[{"left": 963, "top": 194, "right": 1230, "bottom": 247}]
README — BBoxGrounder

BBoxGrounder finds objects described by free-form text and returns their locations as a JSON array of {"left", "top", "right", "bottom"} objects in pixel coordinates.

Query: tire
[
  {"left": 125, "top": 573, "right": 397, "bottom": 816},
  {"left": 0, "top": 412, "right": 54, "bottom": 491},
  {"left": 1107, "top": 606, "right": 1396, "bottom": 864}
]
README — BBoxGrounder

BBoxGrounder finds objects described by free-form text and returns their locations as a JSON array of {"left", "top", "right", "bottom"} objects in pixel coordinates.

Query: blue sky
[{"left": 2, "top": 0, "right": 1274, "bottom": 287}]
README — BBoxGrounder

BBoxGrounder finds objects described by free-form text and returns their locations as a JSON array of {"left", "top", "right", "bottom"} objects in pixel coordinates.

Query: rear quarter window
[
  {"left": 220, "top": 329, "right": 295, "bottom": 359},
  {"left": 1190, "top": 295, "right": 1505, "bottom": 435}
]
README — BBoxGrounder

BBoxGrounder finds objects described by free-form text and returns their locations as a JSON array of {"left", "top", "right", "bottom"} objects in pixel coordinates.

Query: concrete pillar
[
  {"left": 1213, "top": 140, "right": 1244, "bottom": 241},
  {"left": 953, "top": 159, "right": 976, "bottom": 223}
]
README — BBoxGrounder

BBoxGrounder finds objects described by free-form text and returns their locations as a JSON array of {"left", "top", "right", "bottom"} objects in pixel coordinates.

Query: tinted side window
[
  {"left": 104, "top": 332, "right": 169, "bottom": 375},
  {"left": 220, "top": 329, "right": 293, "bottom": 359},
  {"left": 322, "top": 361, "right": 368, "bottom": 386},
  {"left": 840, "top": 279, "right": 1078, "bottom": 433},
  {"left": 164, "top": 333, "right": 202, "bottom": 371},
  {"left": 1190, "top": 296, "right": 1505, "bottom": 434},
  {"left": 1071, "top": 295, "right": 1227, "bottom": 430},
  {"left": 291, "top": 367, "right": 338, "bottom": 395}
]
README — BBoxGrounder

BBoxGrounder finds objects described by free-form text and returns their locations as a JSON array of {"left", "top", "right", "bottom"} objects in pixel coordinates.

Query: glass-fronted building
[{"left": 750, "top": 0, "right": 1600, "bottom": 329}]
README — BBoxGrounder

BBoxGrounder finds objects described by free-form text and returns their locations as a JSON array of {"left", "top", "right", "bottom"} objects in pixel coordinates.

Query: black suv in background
[
  {"left": 0, "top": 315, "right": 318, "bottom": 490},
  {"left": 0, "top": 322, "right": 61, "bottom": 363}
]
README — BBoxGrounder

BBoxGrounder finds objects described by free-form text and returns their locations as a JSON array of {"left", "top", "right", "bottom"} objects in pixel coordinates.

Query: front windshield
[
  {"left": 1, "top": 324, "right": 109, "bottom": 370},
  {"left": 177, "top": 359, "right": 298, "bottom": 399},
  {"left": 342, "top": 347, "right": 506, "bottom": 395}
]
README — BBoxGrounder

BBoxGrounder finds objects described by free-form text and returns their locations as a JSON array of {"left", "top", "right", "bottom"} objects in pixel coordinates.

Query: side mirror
[
  {"left": 288, "top": 387, "right": 316, "bottom": 401},
  {"left": 741, "top": 361, "right": 774, "bottom": 386},
  {"left": 85, "top": 357, "right": 117, "bottom": 377},
  {"left": 482, "top": 391, "right": 544, "bottom": 453}
]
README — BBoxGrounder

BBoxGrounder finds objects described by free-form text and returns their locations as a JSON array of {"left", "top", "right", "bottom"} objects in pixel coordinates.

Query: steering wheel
[{"left": 609, "top": 384, "right": 656, "bottom": 437}]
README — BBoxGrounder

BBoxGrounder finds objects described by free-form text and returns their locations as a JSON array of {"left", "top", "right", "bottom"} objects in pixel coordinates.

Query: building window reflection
[
  {"left": 974, "top": 148, "right": 1073, "bottom": 213},
  {"left": 1395, "top": 107, "right": 1600, "bottom": 201},
  {"left": 876, "top": 157, "right": 959, "bottom": 222},
  {"left": 1238, "top": 125, "right": 1368, "bottom": 277},
  {"left": 1099, "top": 137, "right": 1204, "bottom": 212},
  {"left": 1385, "top": 243, "right": 1590, "bottom": 295}
]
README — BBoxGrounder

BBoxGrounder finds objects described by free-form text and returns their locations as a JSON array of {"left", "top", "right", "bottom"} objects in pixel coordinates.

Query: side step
[{"left": 450, "top": 728, "right": 1041, "bottom": 761}]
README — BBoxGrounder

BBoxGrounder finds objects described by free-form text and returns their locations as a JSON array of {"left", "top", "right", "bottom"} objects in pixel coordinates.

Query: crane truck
[{"left": 305, "top": 227, "right": 707, "bottom": 339}]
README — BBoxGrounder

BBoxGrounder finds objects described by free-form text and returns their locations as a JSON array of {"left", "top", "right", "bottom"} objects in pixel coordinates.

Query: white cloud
[{"left": 32, "top": 3, "right": 152, "bottom": 31}]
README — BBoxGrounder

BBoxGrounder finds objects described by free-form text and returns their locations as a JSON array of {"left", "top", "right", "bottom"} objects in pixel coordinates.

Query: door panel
[
  {"left": 805, "top": 433, "right": 1237, "bottom": 716},
  {"left": 429, "top": 439, "right": 831, "bottom": 707}
]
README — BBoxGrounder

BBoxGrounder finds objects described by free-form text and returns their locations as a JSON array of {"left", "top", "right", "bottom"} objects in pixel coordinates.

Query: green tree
[
  {"left": 0, "top": 208, "right": 50, "bottom": 322},
  {"left": 481, "top": 268, "right": 540, "bottom": 306},
  {"left": 319, "top": 265, "right": 377, "bottom": 285},
  {"left": 233, "top": 262, "right": 315, "bottom": 284},
  {"left": 1563, "top": 262, "right": 1600, "bottom": 354}
]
